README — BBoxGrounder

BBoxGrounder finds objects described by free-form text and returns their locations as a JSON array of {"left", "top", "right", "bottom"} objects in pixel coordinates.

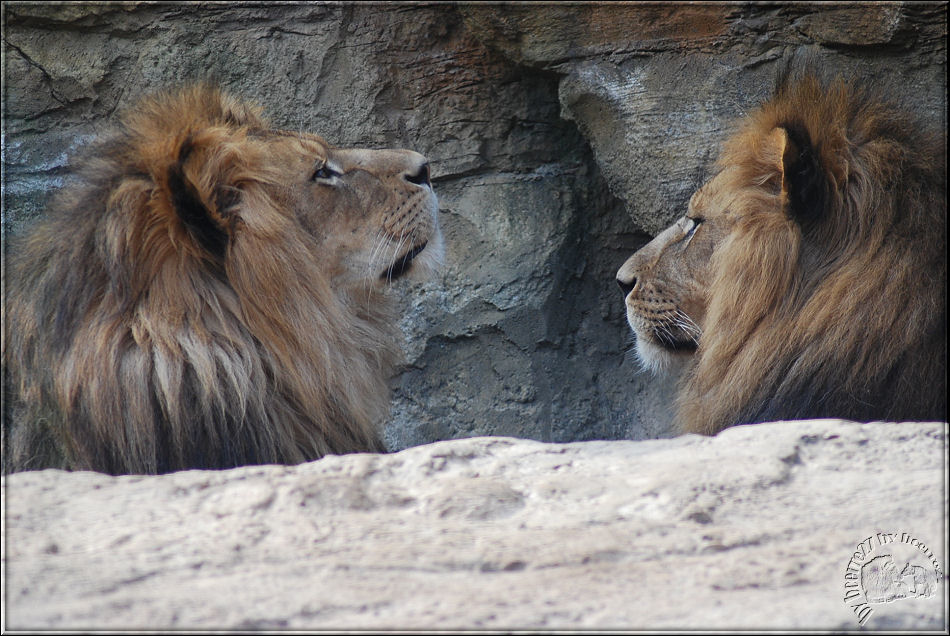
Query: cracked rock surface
[{"left": 3, "top": 420, "right": 946, "bottom": 630}]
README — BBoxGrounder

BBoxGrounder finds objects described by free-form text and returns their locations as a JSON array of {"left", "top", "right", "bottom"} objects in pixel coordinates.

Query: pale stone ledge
[{"left": 2, "top": 419, "right": 946, "bottom": 630}]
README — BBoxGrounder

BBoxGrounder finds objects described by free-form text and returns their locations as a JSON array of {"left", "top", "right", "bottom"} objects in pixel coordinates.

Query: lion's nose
[
  {"left": 617, "top": 275, "right": 636, "bottom": 297},
  {"left": 403, "top": 160, "right": 431, "bottom": 188}
]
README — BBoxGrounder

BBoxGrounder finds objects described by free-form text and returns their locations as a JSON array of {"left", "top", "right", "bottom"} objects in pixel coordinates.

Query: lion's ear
[
  {"left": 772, "top": 125, "right": 826, "bottom": 225},
  {"left": 167, "top": 134, "right": 233, "bottom": 259}
]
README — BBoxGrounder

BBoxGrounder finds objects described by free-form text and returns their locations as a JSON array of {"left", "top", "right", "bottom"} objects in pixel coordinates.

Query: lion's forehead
[
  {"left": 690, "top": 171, "right": 741, "bottom": 218},
  {"left": 330, "top": 148, "right": 422, "bottom": 174},
  {"left": 689, "top": 179, "right": 720, "bottom": 212},
  {"left": 688, "top": 188, "right": 705, "bottom": 212},
  {"left": 262, "top": 129, "right": 330, "bottom": 157}
]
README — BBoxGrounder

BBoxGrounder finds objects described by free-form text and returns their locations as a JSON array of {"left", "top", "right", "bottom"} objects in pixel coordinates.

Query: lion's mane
[
  {"left": 3, "top": 87, "right": 404, "bottom": 474},
  {"left": 679, "top": 73, "right": 946, "bottom": 435}
]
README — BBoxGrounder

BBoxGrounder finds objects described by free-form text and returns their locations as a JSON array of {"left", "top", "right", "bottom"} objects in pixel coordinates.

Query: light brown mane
[{"left": 677, "top": 74, "right": 946, "bottom": 434}]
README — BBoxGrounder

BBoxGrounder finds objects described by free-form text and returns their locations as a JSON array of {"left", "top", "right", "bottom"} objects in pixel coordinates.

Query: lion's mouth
[
  {"left": 652, "top": 329, "right": 699, "bottom": 353},
  {"left": 381, "top": 241, "right": 428, "bottom": 281}
]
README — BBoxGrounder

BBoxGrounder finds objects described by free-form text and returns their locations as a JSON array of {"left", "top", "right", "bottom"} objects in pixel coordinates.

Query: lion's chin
[{"left": 634, "top": 335, "right": 695, "bottom": 376}]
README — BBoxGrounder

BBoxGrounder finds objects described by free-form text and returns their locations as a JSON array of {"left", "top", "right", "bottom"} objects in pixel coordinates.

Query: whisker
[
  {"left": 367, "top": 226, "right": 388, "bottom": 273},
  {"left": 387, "top": 231, "right": 409, "bottom": 284},
  {"left": 673, "top": 309, "right": 702, "bottom": 343},
  {"left": 364, "top": 227, "right": 388, "bottom": 299}
]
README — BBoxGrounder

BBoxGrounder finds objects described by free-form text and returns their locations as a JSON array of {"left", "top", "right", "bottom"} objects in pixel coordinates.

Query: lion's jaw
[{"left": 373, "top": 186, "right": 443, "bottom": 284}]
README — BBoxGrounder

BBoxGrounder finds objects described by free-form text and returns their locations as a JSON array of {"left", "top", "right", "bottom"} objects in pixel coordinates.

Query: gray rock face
[
  {"left": 5, "top": 4, "right": 945, "bottom": 449},
  {"left": 3, "top": 420, "right": 946, "bottom": 630}
]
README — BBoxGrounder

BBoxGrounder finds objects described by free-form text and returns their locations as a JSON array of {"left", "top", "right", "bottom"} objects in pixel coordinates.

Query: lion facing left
[{"left": 2, "top": 85, "right": 443, "bottom": 475}]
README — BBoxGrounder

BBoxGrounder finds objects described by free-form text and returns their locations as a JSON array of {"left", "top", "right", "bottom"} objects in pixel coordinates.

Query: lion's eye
[
  {"left": 684, "top": 216, "right": 704, "bottom": 239},
  {"left": 311, "top": 163, "right": 340, "bottom": 182}
]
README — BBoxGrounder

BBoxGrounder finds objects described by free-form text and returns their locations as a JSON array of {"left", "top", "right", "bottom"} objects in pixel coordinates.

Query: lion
[
  {"left": 616, "top": 71, "right": 946, "bottom": 436},
  {"left": 2, "top": 85, "right": 443, "bottom": 475}
]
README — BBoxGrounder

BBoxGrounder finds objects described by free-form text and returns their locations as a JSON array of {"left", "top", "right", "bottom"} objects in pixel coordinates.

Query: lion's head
[
  {"left": 3, "top": 85, "right": 443, "bottom": 474},
  {"left": 617, "top": 72, "right": 946, "bottom": 435}
]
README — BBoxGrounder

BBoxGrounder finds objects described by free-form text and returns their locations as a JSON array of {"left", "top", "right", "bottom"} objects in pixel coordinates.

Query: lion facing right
[{"left": 617, "top": 71, "right": 946, "bottom": 435}]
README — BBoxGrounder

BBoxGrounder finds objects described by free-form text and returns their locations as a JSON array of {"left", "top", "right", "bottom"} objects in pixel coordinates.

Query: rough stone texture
[
  {"left": 3, "top": 420, "right": 946, "bottom": 630},
  {"left": 3, "top": 3, "right": 946, "bottom": 448}
]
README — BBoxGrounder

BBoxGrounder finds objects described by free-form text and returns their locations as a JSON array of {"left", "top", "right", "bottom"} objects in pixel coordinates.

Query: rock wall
[
  {"left": 3, "top": 420, "right": 946, "bottom": 630},
  {"left": 3, "top": 3, "right": 946, "bottom": 448}
]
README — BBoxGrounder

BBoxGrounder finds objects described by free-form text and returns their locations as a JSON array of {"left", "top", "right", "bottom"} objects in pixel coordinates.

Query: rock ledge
[{"left": 3, "top": 419, "right": 946, "bottom": 630}]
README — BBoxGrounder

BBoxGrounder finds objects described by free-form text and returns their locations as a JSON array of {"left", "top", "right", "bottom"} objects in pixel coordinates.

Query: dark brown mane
[{"left": 3, "top": 86, "right": 402, "bottom": 474}]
